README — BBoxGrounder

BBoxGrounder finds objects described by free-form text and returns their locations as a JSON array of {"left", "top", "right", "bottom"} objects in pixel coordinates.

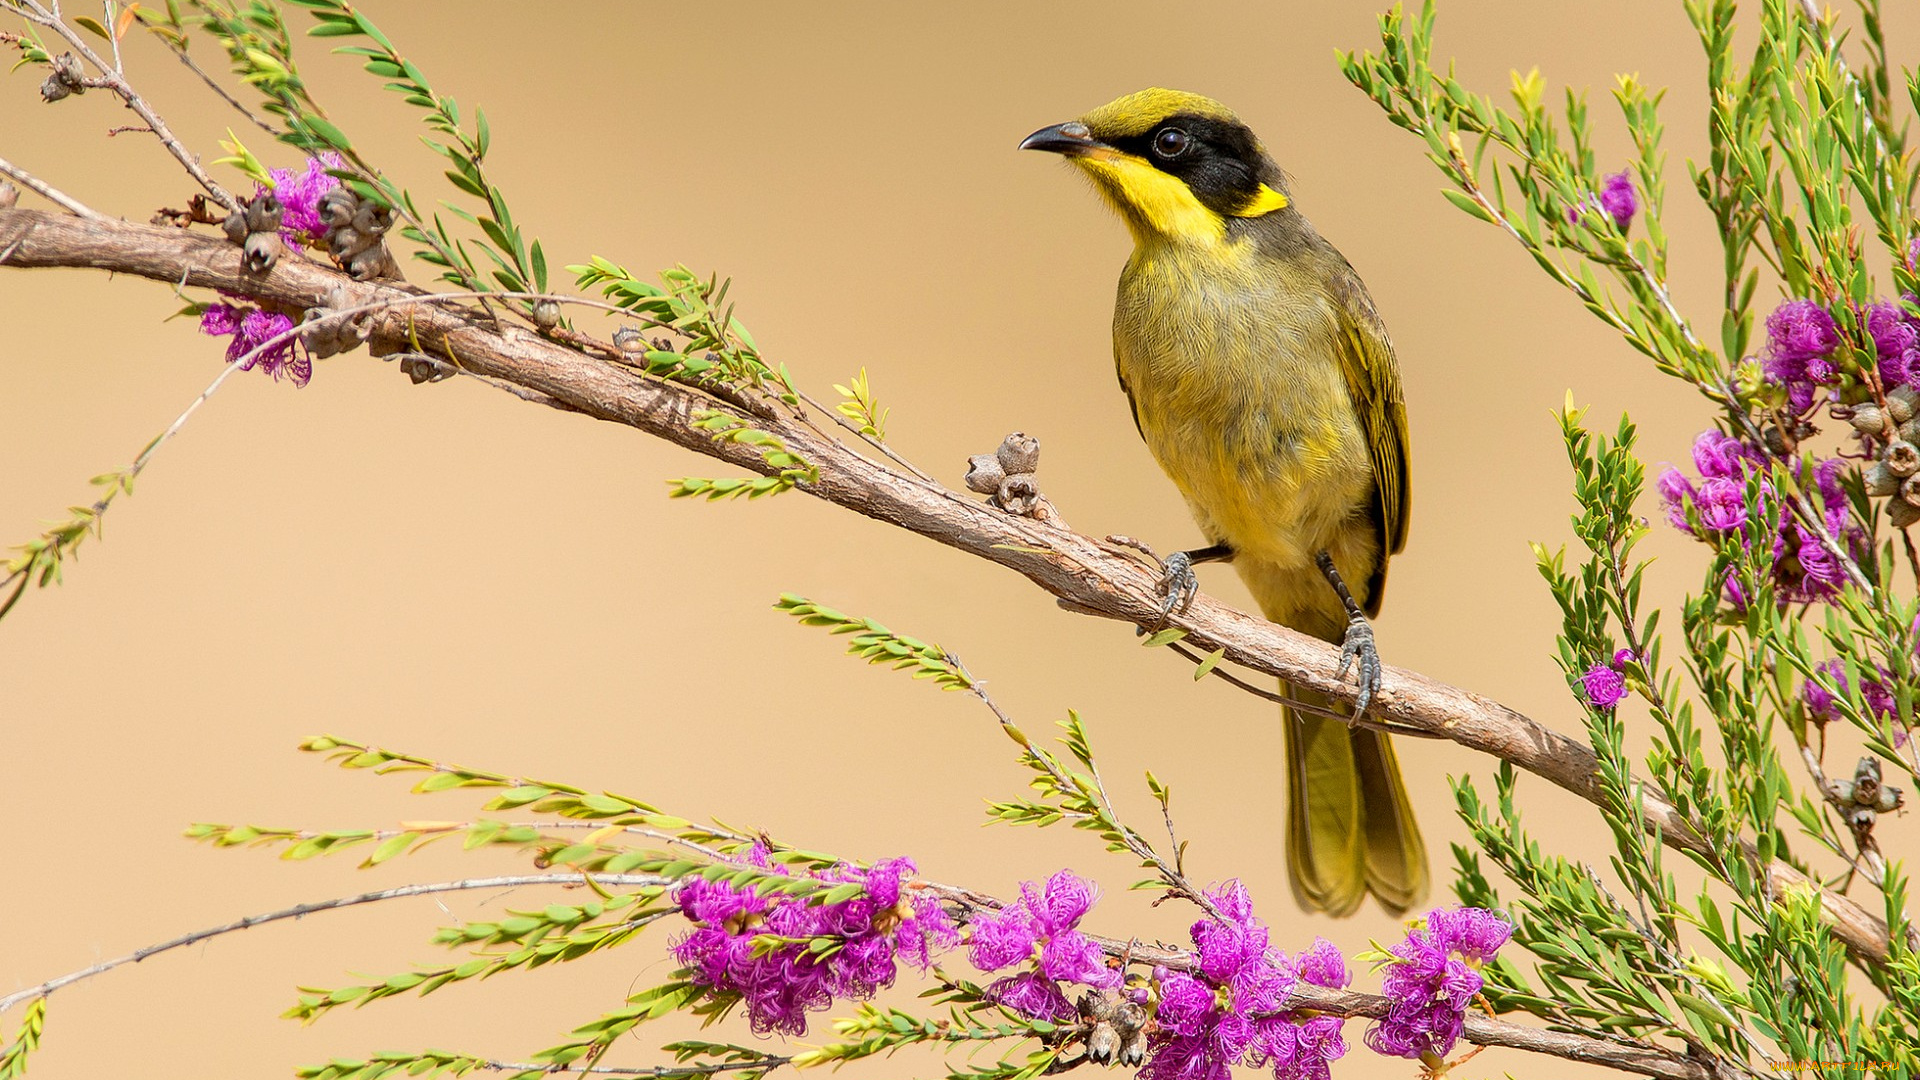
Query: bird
[{"left": 1020, "top": 88, "right": 1426, "bottom": 916}]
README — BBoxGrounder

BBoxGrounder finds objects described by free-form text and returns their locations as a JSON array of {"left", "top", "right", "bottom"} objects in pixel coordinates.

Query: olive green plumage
[{"left": 1024, "top": 88, "right": 1426, "bottom": 916}]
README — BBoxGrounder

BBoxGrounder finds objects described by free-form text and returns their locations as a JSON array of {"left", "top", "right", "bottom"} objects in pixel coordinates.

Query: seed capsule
[
  {"left": 244, "top": 191, "right": 284, "bottom": 235},
  {"left": 1889, "top": 385, "right": 1919, "bottom": 424},
  {"left": 1865, "top": 462, "right": 1901, "bottom": 496},
  {"left": 242, "top": 230, "right": 284, "bottom": 273},
  {"left": 222, "top": 211, "right": 250, "bottom": 246},
  {"left": 317, "top": 186, "right": 357, "bottom": 227},
  {"left": 532, "top": 300, "right": 561, "bottom": 330},
  {"left": 1885, "top": 441, "right": 1920, "bottom": 477},
  {"left": 0, "top": 180, "right": 16, "bottom": 211},
  {"left": 964, "top": 454, "right": 1004, "bottom": 494},
  {"left": 996, "top": 431, "right": 1041, "bottom": 475},
  {"left": 1891, "top": 498, "right": 1920, "bottom": 528},
  {"left": 1904, "top": 474, "right": 1920, "bottom": 508},
  {"left": 1850, "top": 404, "right": 1888, "bottom": 436}
]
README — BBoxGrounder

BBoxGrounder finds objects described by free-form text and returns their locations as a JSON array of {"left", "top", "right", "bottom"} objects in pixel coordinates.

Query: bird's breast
[{"left": 1113, "top": 243, "right": 1373, "bottom": 571}]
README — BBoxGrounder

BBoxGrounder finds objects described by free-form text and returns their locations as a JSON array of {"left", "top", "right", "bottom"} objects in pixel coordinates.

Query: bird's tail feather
[{"left": 1284, "top": 688, "right": 1428, "bottom": 917}]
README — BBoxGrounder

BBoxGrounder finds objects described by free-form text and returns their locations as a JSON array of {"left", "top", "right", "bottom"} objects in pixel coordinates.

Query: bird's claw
[
  {"left": 1336, "top": 615, "right": 1382, "bottom": 717},
  {"left": 1158, "top": 550, "right": 1201, "bottom": 617}
]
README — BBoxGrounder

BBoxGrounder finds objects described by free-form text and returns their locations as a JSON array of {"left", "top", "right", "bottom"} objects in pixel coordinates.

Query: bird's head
[{"left": 1020, "top": 88, "right": 1291, "bottom": 247}]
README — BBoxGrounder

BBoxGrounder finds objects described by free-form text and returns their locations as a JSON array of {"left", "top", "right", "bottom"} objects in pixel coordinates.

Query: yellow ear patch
[{"left": 1236, "top": 184, "right": 1290, "bottom": 217}]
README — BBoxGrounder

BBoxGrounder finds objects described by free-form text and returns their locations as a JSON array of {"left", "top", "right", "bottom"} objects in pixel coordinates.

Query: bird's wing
[
  {"left": 1331, "top": 268, "right": 1410, "bottom": 567},
  {"left": 1115, "top": 358, "right": 1146, "bottom": 441}
]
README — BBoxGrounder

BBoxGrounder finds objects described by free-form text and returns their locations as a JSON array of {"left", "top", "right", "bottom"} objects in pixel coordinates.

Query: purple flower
[
  {"left": 199, "top": 299, "right": 311, "bottom": 387},
  {"left": 1568, "top": 170, "right": 1638, "bottom": 230},
  {"left": 261, "top": 152, "right": 345, "bottom": 244},
  {"left": 1763, "top": 299, "right": 1842, "bottom": 411},
  {"left": 199, "top": 301, "right": 240, "bottom": 337},
  {"left": 1866, "top": 301, "right": 1920, "bottom": 389},
  {"left": 1143, "top": 882, "right": 1345, "bottom": 1080},
  {"left": 671, "top": 854, "right": 955, "bottom": 1036},
  {"left": 1366, "top": 907, "right": 1510, "bottom": 1062},
  {"left": 966, "top": 870, "right": 1114, "bottom": 994},
  {"left": 984, "top": 970, "right": 1073, "bottom": 1021},
  {"left": 1598, "top": 170, "right": 1638, "bottom": 229},
  {"left": 1580, "top": 664, "right": 1628, "bottom": 709},
  {"left": 1658, "top": 428, "right": 1863, "bottom": 607},
  {"left": 1802, "top": 658, "right": 1901, "bottom": 725}
]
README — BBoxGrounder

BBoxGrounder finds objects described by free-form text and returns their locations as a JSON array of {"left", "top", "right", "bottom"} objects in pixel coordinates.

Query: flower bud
[
  {"left": 964, "top": 454, "right": 1004, "bottom": 494},
  {"left": 244, "top": 191, "right": 284, "bottom": 235},
  {"left": 1865, "top": 461, "right": 1901, "bottom": 496},
  {"left": 532, "top": 299, "right": 561, "bottom": 330},
  {"left": 1849, "top": 404, "right": 1887, "bottom": 436},
  {"left": 1885, "top": 440, "right": 1920, "bottom": 477},
  {"left": 996, "top": 432, "right": 1040, "bottom": 475},
  {"left": 1888, "top": 385, "right": 1919, "bottom": 424},
  {"left": 242, "top": 230, "right": 284, "bottom": 273}
]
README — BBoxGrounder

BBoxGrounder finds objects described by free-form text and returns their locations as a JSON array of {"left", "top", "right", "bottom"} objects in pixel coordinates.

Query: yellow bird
[{"left": 1022, "top": 88, "right": 1426, "bottom": 916}]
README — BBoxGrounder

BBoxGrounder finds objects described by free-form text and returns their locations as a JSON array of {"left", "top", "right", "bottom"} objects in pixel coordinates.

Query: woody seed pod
[
  {"left": 1865, "top": 462, "right": 1902, "bottom": 496},
  {"left": 244, "top": 191, "right": 283, "bottom": 235},
  {"left": 1891, "top": 497, "right": 1920, "bottom": 529},
  {"left": 1904, "top": 474, "right": 1920, "bottom": 508},
  {"left": 1850, "top": 404, "right": 1887, "bottom": 435},
  {"left": 996, "top": 431, "right": 1040, "bottom": 475},
  {"left": 1888, "top": 385, "right": 1919, "bottom": 424},
  {"left": 0, "top": 180, "right": 15, "bottom": 211},
  {"left": 1085, "top": 1022, "right": 1120, "bottom": 1065},
  {"left": 964, "top": 454, "right": 1004, "bottom": 494},
  {"left": 221, "top": 211, "right": 250, "bottom": 246},
  {"left": 39, "top": 74, "right": 71, "bottom": 102},
  {"left": 532, "top": 300, "right": 561, "bottom": 330},
  {"left": 317, "top": 186, "right": 357, "bottom": 228},
  {"left": 612, "top": 326, "right": 645, "bottom": 353},
  {"left": 1886, "top": 440, "right": 1920, "bottom": 477},
  {"left": 344, "top": 243, "right": 398, "bottom": 282},
  {"left": 1901, "top": 416, "right": 1920, "bottom": 444},
  {"left": 242, "top": 230, "right": 284, "bottom": 273}
]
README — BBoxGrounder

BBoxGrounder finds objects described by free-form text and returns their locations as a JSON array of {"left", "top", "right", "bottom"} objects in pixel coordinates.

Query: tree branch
[{"left": 0, "top": 206, "right": 1896, "bottom": 968}]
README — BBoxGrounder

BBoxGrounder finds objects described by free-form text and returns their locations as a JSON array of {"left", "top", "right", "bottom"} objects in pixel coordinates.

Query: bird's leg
[
  {"left": 1315, "top": 550, "right": 1381, "bottom": 717},
  {"left": 1159, "top": 543, "right": 1233, "bottom": 616}
]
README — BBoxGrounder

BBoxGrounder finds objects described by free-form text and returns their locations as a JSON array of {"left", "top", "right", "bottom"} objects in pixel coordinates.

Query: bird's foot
[
  {"left": 1336, "top": 614, "right": 1383, "bottom": 717},
  {"left": 1157, "top": 550, "right": 1202, "bottom": 617}
]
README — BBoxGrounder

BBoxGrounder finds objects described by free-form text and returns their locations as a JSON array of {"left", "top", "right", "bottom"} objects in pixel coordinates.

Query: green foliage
[
  {"left": 0, "top": 1000, "right": 44, "bottom": 1080},
  {"left": 570, "top": 260, "right": 798, "bottom": 401},
  {"left": 789, "top": 1002, "right": 1058, "bottom": 1076},
  {"left": 670, "top": 413, "right": 817, "bottom": 500},
  {"left": 1349, "top": 3, "right": 1920, "bottom": 1074},
  {"left": 1, "top": 462, "right": 137, "bottom": 621},
  {"left": 775, "top": 595, "right": 974, "bottom": 689},
  {"left": 832, "top": 369, "right": 890, "bottom": 440}
]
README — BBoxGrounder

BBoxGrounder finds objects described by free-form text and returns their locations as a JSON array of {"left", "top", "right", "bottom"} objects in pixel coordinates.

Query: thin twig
[
  {"left": 953, "top": 657, "right": 1225, "bottom": 922},
  {"left": 468, "top": 1059, "right": 789, "bottom": 1079},
  {"left": 15, "top": 0, "right": 238, "bottom": 209},
  {"left": 0, "top": 873, "right": 670, "bottom": 1016},
  {"left": 0, "top": 153, "right": 100, "bottom": 218}
]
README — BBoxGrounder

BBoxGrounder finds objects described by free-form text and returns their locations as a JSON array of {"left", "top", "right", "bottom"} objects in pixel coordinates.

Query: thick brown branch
[{"left": 0, "top": 207, "right": 1895, "bottom": 968}]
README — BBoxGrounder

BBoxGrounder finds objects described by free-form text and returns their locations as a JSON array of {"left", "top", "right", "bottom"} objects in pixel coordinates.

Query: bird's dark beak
[{"left": 1019, "top": 121, "right": 1100, "bottom": 156}]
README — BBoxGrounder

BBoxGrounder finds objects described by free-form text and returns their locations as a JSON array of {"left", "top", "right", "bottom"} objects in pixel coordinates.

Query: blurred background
[{"left": 7, "top": 1, "right": 1906, "bottom": 1075}]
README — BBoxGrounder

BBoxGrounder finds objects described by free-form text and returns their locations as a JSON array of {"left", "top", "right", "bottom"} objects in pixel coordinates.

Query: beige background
[{"left": 5, "top": 1, "right": 1904, "bottom": 1076}]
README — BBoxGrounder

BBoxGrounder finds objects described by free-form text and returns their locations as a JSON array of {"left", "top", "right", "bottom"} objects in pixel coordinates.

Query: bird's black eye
[{"left": 1152, "top": 127, "right": 1190, "bottom": 159}]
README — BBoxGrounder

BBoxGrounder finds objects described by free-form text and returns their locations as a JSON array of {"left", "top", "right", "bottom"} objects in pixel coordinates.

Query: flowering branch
[{"left": 0, "top": 205, "right": 1896, "bottom": 975}]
